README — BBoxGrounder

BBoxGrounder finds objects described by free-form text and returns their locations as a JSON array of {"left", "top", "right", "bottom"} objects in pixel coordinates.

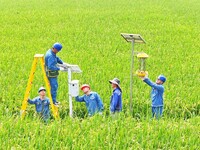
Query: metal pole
[
  {"left": 130, "top": 39, "right": 134, "bottom": 114},
  {"left": 68, "top": 68, "right": 73, "bottom": 117}
]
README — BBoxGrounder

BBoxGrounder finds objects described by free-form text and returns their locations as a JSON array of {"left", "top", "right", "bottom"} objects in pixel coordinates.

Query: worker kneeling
[
  {"left": 28, "top": 87, "right": 50, "bottom": 122},
  {"left": 75, "top": 84, "right": 104, "bottom": 117}
]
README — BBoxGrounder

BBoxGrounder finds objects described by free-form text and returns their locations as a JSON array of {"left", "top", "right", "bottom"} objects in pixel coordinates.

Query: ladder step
[{"left": 34, "top": 54, "right": 44, "bottom": 58}]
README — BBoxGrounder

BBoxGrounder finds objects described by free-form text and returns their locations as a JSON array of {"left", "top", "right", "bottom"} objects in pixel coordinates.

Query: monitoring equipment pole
[{"left": 121, "top": 33, "right": 146, "bottom": 114}]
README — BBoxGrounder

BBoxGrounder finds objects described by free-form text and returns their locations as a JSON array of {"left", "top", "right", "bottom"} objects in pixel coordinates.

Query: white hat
[
  {"left": 38, "top": 87, "right": 46, "bottom": 93},
  {"left": 109, "top": 78, "right": 121, "bottom": 91}
]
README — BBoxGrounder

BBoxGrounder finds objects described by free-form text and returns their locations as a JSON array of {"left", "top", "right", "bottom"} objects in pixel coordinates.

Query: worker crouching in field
[
  {"left": 140, "top": 74, "right": 166, "bottom": 119},
  {"left": 109, "top": 78, "right": 122, "bottom": 115},
  {"left": 28, "top": 87, "right": 50, "bottom": 122},
  {"left": 75, "top": 84, "right": 104, "bottom": 117}
]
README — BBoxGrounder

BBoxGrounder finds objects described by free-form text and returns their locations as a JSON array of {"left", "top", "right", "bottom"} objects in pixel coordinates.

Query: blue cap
[
  {"left": 38, "top": 87, "right": 46, "bottom": 93},
  {"left": 158, "top": 75, "right": 166, "bottom": 83},
  {"left": 53, "top": 43, "right": 62, "bottom": 51}
]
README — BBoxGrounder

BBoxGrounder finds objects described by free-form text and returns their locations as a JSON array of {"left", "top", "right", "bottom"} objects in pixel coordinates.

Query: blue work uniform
[
  {"left": 45, "top": 49, "right": 63, "bottom": 104},
  {"left": 143, "top": 78, "right": 165, "bottom": 119},
  {"left": 75, "top": 92, "right": 104, "bottom": 116},
  {"left": 110, "top": 87, "right": 122, "bottom": 113},
  {"left": 28, "top": 97, "right": 50, "bottom": 121}
]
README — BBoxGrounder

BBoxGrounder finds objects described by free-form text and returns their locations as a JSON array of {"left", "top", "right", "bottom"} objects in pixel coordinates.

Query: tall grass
[
  {"left": 0, "top": 0, "right": 199, "bottom": 149},
  {"left": 0, "top": 115, "right": 199, "bottom": 149}
]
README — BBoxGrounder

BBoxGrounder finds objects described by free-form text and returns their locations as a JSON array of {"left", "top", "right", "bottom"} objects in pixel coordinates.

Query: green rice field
[{"left": 0, "top": 0, "right": 199, "bottom": 149}]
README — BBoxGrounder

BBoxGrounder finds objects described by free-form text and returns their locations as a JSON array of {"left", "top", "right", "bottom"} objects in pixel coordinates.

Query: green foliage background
[{"left": 0, "top": 0, "right": 199, "bottom": 149}]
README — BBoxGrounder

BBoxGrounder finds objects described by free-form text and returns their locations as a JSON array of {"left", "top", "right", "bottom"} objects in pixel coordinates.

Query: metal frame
[
  {"left": 121, "top": 33, "right": 146, "bottom": 114},
  {"left": 58, "top": 64, "right": 82, "bottom": 117}
]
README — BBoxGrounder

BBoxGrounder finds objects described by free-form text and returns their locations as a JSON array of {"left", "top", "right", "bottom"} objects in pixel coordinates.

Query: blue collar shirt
[
  {"left": 28, "top": 96, "right": 50, "bottom": 117},
  {"left": 143, "top": 78, "right": 164, "bottom": 107},
  {"left": 45, "top": 49, "right": 63, "bottom": 71},
  {"left": 110, "top": 88, "right": 122, "bottom": 113},
  {"left": 75, "top": 92, "right": 104, "bottom": 116}
]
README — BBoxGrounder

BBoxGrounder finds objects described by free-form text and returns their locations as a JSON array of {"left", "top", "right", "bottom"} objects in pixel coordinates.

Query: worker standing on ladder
[{"left": 45, "top": 42, "right": 65, "bottom": 106}]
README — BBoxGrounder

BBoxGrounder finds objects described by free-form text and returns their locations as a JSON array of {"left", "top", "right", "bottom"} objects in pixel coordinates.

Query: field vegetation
[{"left": 0, "top": 0, "right": 199, "bottom": 149}]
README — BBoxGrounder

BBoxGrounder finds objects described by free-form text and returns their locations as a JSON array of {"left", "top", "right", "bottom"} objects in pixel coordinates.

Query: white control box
[{"left": 69, "top": 80, "right": 79, "bottom": 97}]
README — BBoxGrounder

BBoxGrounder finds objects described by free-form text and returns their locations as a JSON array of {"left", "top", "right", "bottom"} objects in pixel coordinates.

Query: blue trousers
[
  {"left": 152, "top": 106, "right": 163, "bottom": 119},
  {"left": 48, "top": 77, "right": 58, "bottom": 104}
]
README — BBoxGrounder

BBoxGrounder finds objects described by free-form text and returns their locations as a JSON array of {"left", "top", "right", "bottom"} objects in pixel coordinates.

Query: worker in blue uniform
[
  {"left": 28, "top": 87, "right": 50, "bottom": 122},
  {"left": 109, "top": 78, "right": 122, "bottom": 114},
  {"left": 75, "top": 84, "right": 104, "bottom": 117},
  {"left": 45, "top": 42, "right": 65, "bottom": 106},
  {"left": 141, "top": 74, "right": 166, "bottom": 119}
]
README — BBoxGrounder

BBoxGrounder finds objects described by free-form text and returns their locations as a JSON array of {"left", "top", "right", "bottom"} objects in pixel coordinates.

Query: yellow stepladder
[{"left": 20, "top": 54, "right": 59, "bottom": 119}]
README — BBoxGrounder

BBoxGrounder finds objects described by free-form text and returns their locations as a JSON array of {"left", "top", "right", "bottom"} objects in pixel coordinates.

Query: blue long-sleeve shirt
[
  {"left": 28, "top": 97, "right": 50, "bottom": 117},
  {"left": 110, "top": 88, "right": 122, "bottom": 113},
  {"left": 45, "top": 49, "right": 63, "bottom": 71},
  {"left": 143, "top": 78, "right": 164, "bottom": 107},
  {"left": 75, "top": 92, "right": 104, "bottom": 116}
]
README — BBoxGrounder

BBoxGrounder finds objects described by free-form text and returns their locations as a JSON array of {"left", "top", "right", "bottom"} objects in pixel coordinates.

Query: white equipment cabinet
[{"left": 69, "top": 80, "right": 79, "bottom": 97}]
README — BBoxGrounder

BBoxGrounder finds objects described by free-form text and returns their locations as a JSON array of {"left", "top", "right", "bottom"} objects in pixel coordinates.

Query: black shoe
[
  {"left": 55, "top": 101, "right": 60, "bottom": 104},
  {"left": 54, "top": 102, "right": 60, "bottom": 107}
]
